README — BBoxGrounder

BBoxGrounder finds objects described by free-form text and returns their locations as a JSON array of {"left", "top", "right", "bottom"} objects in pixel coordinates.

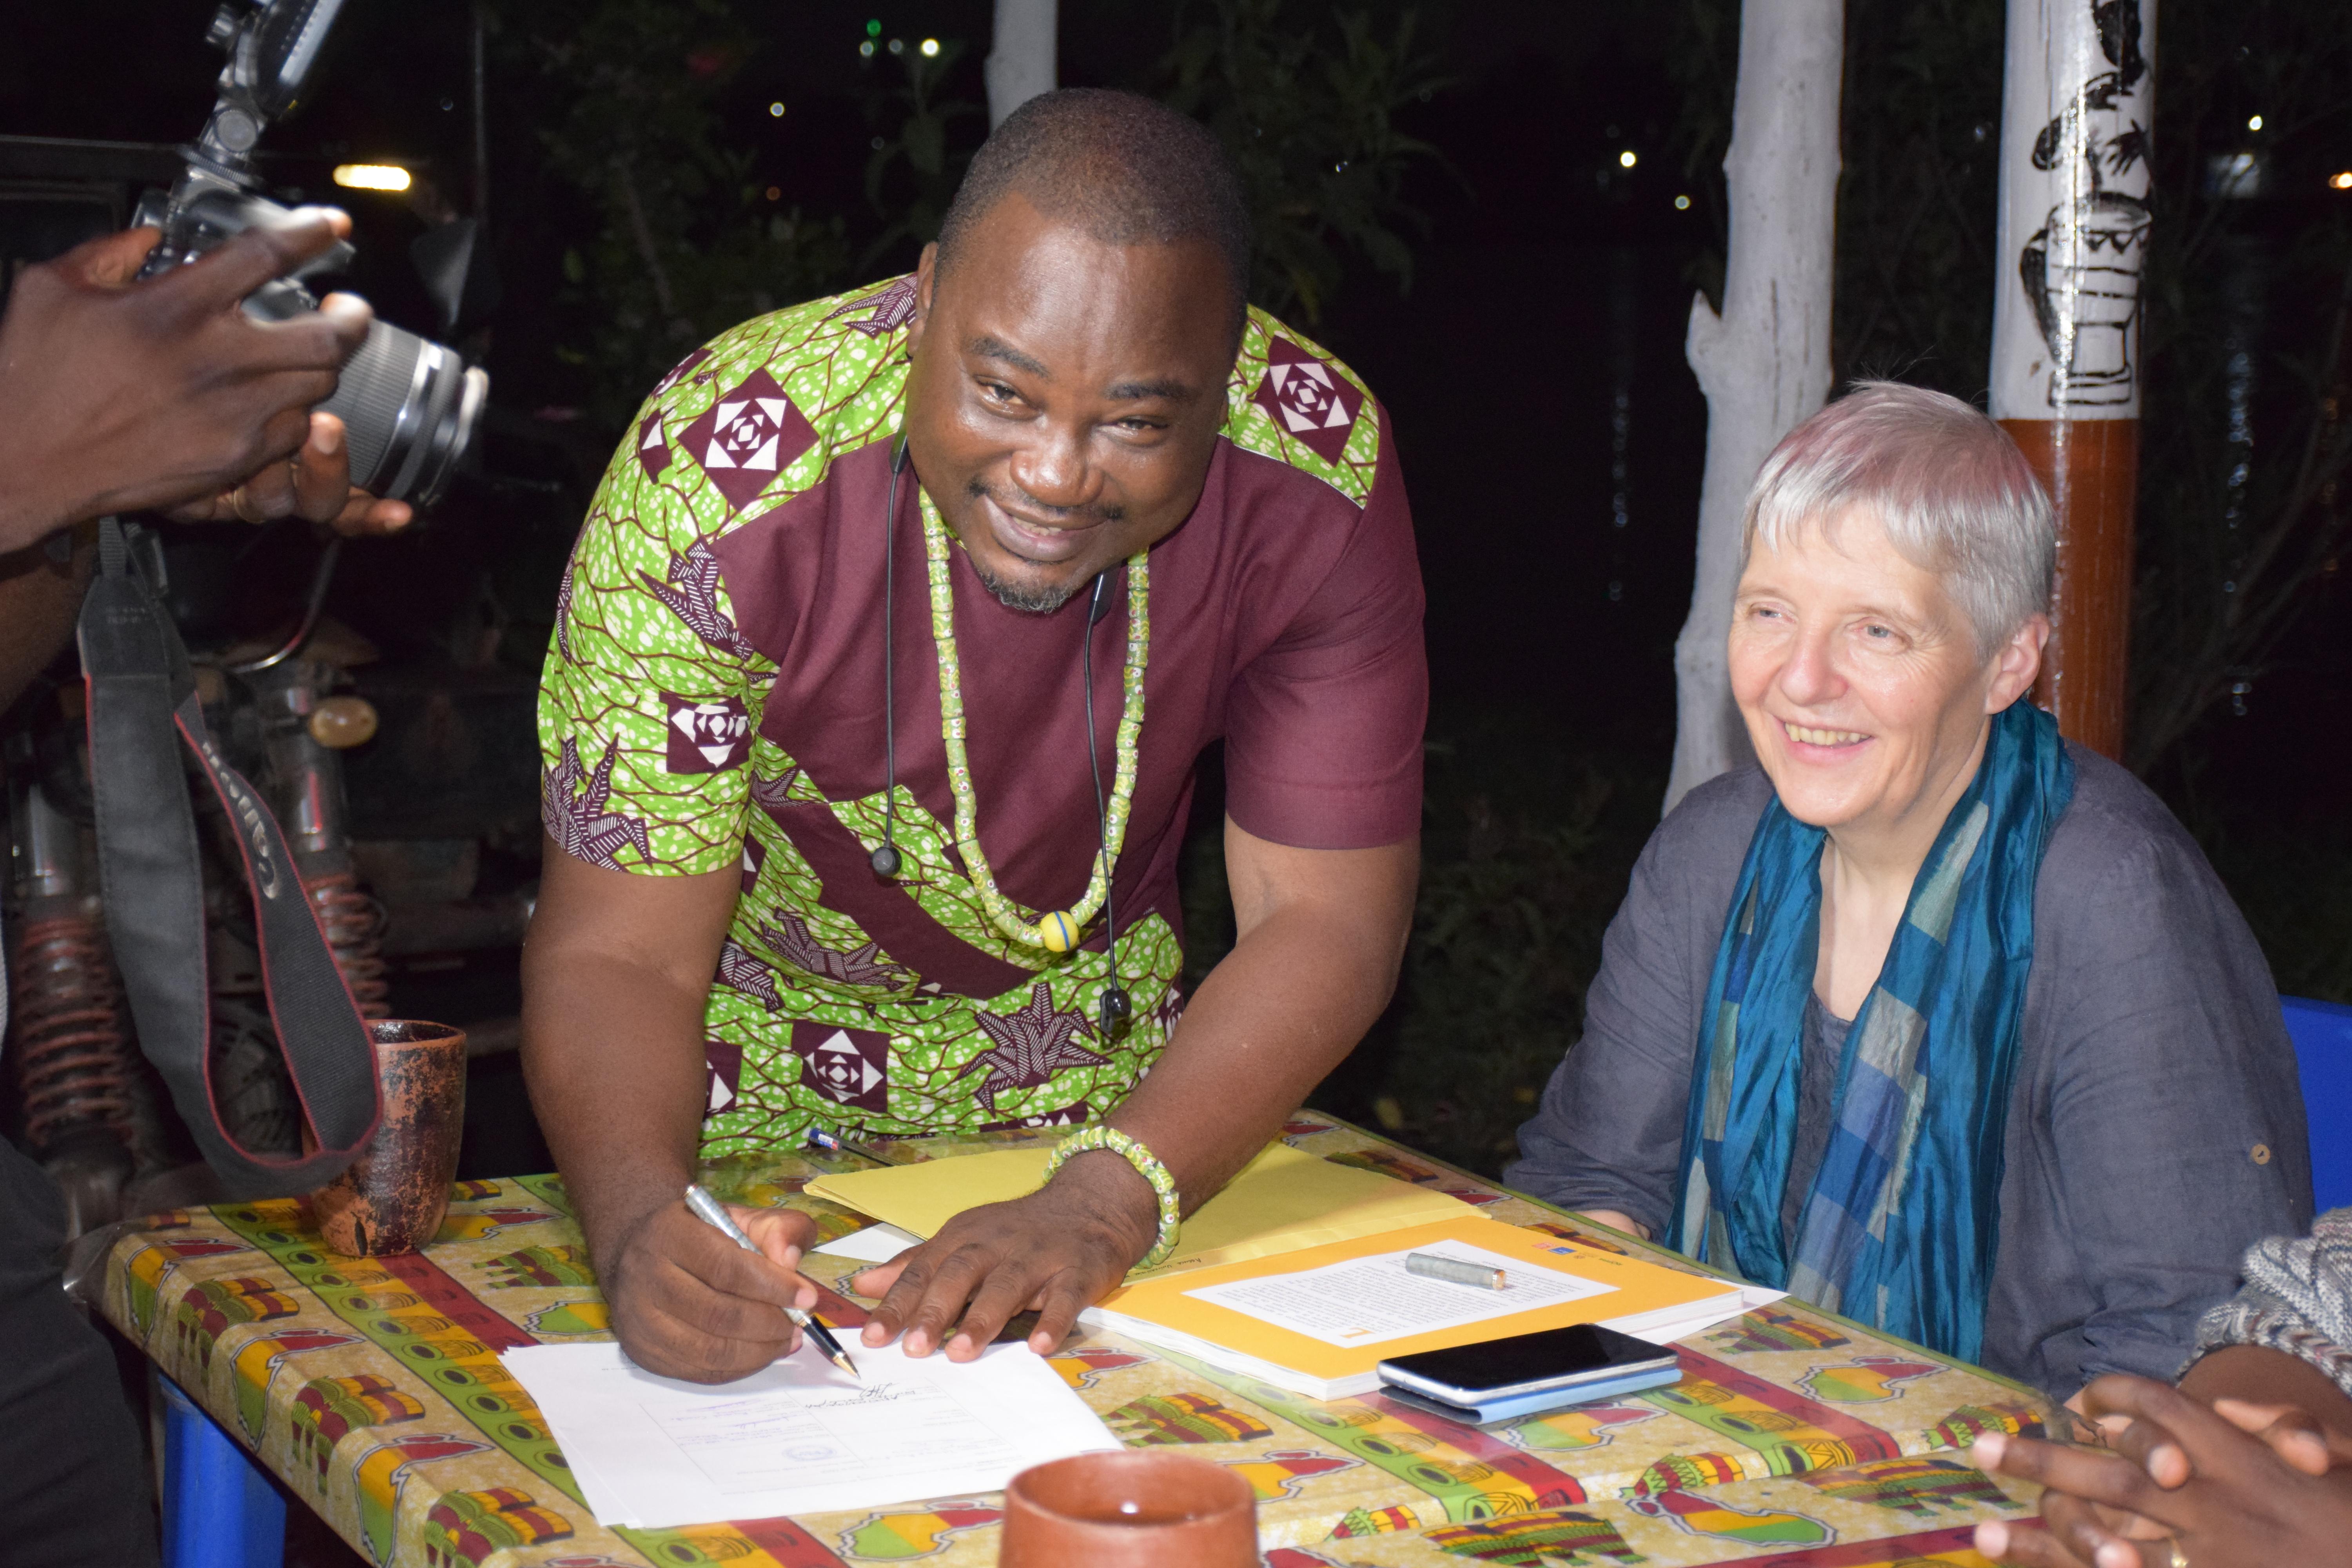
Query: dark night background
[{"left": 3, "top": 0, "right": 2349, "bottom": 1190}]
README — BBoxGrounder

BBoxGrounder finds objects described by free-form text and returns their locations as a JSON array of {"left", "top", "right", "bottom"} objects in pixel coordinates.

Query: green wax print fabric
[{"left": 539, "top": 277, "right": 1416, "bottom": 1155}]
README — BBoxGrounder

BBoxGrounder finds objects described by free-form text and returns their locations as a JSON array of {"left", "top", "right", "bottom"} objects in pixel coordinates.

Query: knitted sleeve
[{"left": 2191, "top": 1207, "right": 2352, "bottom": 1397}]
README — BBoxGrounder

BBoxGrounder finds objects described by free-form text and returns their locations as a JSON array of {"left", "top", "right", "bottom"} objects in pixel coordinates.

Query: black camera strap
[{"left": 76, "top": 516, "right": 379, "bottom": 1193}]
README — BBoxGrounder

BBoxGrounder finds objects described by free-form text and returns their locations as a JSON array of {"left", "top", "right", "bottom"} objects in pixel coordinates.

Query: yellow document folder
[
  {"left": 1080, "top": 1216, "right": 1743, "bottom": 1399},
  {"left": 803, "top": 1142, "right": 1478, "bottom": 1279}
]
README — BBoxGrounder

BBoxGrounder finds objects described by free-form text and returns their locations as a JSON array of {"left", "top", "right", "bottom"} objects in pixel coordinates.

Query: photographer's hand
[
  {"left": 166, "top": 412, "right": 413, "bottom": 536},
  {"left": 0, "top": 212, "right": 381, "bottom": 551}
]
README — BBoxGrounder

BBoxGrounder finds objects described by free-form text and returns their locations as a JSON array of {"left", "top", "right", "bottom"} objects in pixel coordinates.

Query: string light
[
  {"left": 332, "top": 164, "right": 410, "bottom": 192},
  {"left": 1618, "top": 150, "right": 1637, "bottom": 169},
  {"left": 920, "top": 38, "right": 940, "bottom": 57},
  {"left": 768, "top": 102, "right": 785, "bottom": 117},
  {"left": 1674, "top": 194, "right": 1691, "bottom": 210},
  {"left": 2247, "top": 114, "right": 2263, "bottom": 131},
  {"left": 2332, "top": 172, "right": 2352, "bottom": 191}
]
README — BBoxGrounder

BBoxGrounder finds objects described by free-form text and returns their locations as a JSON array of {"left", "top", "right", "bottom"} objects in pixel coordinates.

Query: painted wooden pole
[
  {"left": 1990, "top": 0, "right": 2156, "bottom": 758},
  {"left": 1664, "top": 0, "right": 1844, "bottom": 813},
  {"left": 985, "top": 0, "right": 1057, "bottom": 131}
]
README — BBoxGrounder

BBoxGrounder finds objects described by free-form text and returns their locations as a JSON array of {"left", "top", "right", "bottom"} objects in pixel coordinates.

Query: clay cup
[
  {"left": 999, "top": 1450, "right": 1256, "bottom": 1567},
  {"left": 312, "top": 1020, "right": 467, "bottom": 1256}
]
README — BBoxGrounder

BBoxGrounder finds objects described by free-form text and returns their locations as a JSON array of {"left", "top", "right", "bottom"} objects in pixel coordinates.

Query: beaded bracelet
[{"left": 1041, "top": 1125, "right": 1182, "bottom": 1272}]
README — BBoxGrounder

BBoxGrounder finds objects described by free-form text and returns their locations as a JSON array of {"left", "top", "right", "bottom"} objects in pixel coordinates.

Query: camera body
[{"left": 135, "top": 0, "right": 486, "bottom": 507}]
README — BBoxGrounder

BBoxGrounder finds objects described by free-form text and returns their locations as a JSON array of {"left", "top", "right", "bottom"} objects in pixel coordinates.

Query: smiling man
[{"left": 523, "top": 91, "right": 1423, "bottom": 1381}]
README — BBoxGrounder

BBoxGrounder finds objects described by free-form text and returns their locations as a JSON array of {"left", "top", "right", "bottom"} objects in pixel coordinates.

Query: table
[{"left": 102, "top": 1112, "right": 2054, "bottom": 1567}]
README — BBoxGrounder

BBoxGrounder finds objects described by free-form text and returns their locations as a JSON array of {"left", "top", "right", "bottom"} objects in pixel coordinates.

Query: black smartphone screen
[{"left": 1381, "top": 1324, "right": 1666, "bottom": 1396}]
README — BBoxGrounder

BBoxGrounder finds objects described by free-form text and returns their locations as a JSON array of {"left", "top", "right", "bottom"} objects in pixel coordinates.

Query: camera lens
[{"left": 318, "top": 321, "right": 488, "bottom": 508}]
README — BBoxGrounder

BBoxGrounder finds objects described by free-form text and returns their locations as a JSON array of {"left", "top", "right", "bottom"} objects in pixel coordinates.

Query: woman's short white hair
[{"left": 1741, "top": 381, "right": 2055, "bottom": 655}]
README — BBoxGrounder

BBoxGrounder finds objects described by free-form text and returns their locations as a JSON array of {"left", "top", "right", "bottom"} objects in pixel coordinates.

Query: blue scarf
[{"left": 1668, "top": 701, "right": 2073, "bottom": 1362}]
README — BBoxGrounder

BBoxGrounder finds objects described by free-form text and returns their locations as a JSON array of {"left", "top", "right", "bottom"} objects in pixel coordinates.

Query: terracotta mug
[
  {"left": 999, "top": 1450, "right": 1256, "bottom": 1567},
  {"left": 311, "top": 1020, "right": 467, "bottom": 1256}
]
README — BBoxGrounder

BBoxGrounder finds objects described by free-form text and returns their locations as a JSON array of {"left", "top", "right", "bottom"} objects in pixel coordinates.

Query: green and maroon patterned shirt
[{"left": 539, "top": 277, "right": 1425, "bottom": 1157}]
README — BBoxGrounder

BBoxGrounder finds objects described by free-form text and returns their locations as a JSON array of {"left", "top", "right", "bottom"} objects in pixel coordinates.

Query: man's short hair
[
  {"left": 1742, "top": 381, "right": 2056, "bottom": 656},
  {"left": 935, "top": 89, "right": 1252, "bottom": 341}
]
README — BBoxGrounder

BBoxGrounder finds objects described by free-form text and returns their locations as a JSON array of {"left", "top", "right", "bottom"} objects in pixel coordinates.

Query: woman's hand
[{"left": 1972, "top": 1373, "right": 2352, "bottom": 1568}]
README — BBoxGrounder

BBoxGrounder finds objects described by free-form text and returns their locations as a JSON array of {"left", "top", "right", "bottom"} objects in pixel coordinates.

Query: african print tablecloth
[{"left": 100, "top": 1112, "right": 2055, "bottom": 1568}]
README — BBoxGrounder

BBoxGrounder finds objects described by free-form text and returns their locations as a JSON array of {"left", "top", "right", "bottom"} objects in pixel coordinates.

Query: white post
[
  {"left": 1663, "top": 0, "right": 1844, "bottom": 815},
  {"left": 984, "top": 0, "right": 1057, "bottom": 131}
]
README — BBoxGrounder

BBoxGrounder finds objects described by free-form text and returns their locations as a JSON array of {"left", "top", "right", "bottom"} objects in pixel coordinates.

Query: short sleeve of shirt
[
  {"left": 1220, "top": 413, "right": 1426, "bottom": 849},
  {"left": 537, "top": 390, "right": 766, "bottom": 877}
]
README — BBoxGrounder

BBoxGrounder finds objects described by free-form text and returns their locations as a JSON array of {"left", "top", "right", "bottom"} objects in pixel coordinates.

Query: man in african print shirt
[{"left": 526, "top": 91, "right": 1426, "bottom": 1381}]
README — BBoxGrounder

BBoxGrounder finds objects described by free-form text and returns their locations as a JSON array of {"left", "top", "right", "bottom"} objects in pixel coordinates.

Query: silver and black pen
[{"left": 682, "top": 1183, "right": 860, "bottom": 1380}]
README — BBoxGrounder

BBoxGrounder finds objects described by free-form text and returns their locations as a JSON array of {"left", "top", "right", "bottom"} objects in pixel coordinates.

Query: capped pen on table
[
  {"left": 1406, "top": 1251, "right": 1507, "bottom": 1289},
  {"left": 682, "top": 1183, "right": 860, "bottom": 1379},
  {"left": 806, "top": 1125, "right": 896, "bottom": 1165}
]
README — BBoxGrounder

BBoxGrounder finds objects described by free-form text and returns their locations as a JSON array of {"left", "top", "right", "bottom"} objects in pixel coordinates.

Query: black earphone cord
[{"left": 1085, "top": 570, "right": 1132, "bottom": 1035}]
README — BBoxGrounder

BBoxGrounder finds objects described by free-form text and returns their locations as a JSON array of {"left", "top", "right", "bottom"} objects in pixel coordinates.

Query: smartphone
[{"left": 1377, "top": 1323, "right": 1678, "bottom": 1406}]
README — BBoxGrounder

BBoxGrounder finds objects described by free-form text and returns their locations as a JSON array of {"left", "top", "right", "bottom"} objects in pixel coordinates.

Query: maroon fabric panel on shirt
[
  {"left": 1220, "top": 415, "right": 1426, "bottom": 848},
  {"left": 707, "top": 420, "right": 1423, "bottom": 979},
  {"left": 754, "top": 793, "right": 1035, "bottom": 998}
]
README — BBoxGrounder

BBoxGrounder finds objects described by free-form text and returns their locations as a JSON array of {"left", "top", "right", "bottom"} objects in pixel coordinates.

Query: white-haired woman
[{"left": 1509, "top": 382, "right": 2310, "bottom": 1400}]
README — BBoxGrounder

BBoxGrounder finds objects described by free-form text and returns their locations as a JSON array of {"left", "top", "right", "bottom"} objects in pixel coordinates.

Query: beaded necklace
[{"left": 920, "top": 490, "right": 1149, "bottom": 952}]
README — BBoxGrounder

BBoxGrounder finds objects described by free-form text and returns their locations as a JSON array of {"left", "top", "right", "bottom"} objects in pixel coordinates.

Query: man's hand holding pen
[
  {"left": 597, "top": 1193, "right": 828, "bottom": 1385},
  {"left": 684, "top": 1184, "right": 859, "bottom": 1379}
]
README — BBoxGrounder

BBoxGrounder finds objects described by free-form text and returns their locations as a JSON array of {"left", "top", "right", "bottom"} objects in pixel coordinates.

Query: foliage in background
[
  {"left": 2123, "top": 4, "right": 2352, "bottom": 771},
  {"left": 1155, "top": 0, "right": 1447, "bottom": 323},
  {"left": 496, "top": 0, "right": 849, "bottom": 428},
  {"left": 1181, "top": 727, "right": 1655, "bottom": 1179},
  {"left": 2201, "top": 826, "right": 2352, "bottom": 1002},
  {"left": 857, "top": 39, "right": 985, "bottom": 271},
  {"left": 1660, "top": 0, "right": 1736, "bottom": 313},
  {"left": 1830, "top": 0, "right": 2005, "bottom": 396},
  {"left": 495, "top": 0, "right": 1448, "bottom": 423}
]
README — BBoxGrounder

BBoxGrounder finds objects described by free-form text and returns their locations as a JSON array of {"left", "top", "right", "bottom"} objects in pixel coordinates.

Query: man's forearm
[
  {"left": 1108, "top": 840, "right": 1415, "bottom": 1210},
  {"left": 519, "top": 949, "right": 713, "bottom": 1261}
]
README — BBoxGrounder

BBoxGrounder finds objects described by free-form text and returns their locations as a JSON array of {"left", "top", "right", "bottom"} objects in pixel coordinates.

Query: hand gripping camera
[{"left": 134, "top": 0, "right": 487, "bottom": 506}]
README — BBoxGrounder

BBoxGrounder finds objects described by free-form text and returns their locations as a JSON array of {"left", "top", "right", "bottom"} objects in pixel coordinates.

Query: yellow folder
[
  {"left": 1083, "top": 1216, "right": 1743, "bottom": 1399},
  {"left": 803, "top": 1141, "right": 1479, "bottom": 1279}
]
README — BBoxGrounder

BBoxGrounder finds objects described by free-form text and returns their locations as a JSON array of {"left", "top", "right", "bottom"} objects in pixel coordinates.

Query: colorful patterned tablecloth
[{"left": 100, "top": 1112, "right": 2055, "bottom": 1568}]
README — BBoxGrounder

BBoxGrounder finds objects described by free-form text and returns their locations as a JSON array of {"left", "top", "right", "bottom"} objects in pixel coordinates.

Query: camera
[{"left": 134, "top": 0, "right": 487, "bottom": 507}]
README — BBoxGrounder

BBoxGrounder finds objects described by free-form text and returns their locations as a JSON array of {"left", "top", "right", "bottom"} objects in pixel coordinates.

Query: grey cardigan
[{"left": 1506, "top": 745, "right": 2313, "bottom": 1399}]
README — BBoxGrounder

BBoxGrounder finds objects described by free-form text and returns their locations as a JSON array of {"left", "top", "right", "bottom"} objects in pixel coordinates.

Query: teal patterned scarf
[{"left": 1668, "top": 701, "right": 2073, "bottom": 1361}]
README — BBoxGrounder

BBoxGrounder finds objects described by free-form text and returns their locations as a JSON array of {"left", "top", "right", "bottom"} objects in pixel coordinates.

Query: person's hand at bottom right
[{"left": 1972, "top": 1372, "right": 2352, "bottom": 1568}]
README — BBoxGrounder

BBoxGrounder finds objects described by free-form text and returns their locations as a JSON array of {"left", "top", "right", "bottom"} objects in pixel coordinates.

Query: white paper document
[
  {"left": 1183, "top": 1238, "right": 1618, "bottom": 1348},
  {"left": 1608, "top": 1283, "right": 1788, "bottom": 1346},
  {"left": 810, "top": 1221, "right": 924, "bottom": 1264},
  {"left": 502, "top": 1339, "right": 1119, "bottom": 1528}
]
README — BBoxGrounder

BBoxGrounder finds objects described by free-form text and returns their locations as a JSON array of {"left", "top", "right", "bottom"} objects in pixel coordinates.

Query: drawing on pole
[{"left": 2007, "top": 0, "right": 2154, "bottom": 412}]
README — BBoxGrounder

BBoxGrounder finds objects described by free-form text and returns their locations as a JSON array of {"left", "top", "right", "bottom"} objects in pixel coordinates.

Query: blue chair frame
[
  {"left": 2282, "top": 995, "right": 2352, "bottom": 1215},
  {"left": 157, "top": 1375, "right": 284, "bottom": 1568}
]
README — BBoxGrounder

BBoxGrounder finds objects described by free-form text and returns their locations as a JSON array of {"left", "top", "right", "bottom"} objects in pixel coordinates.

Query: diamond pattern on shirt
[
  {"left": 1252, "top": 336, "right": 1365, "bottom": 465},
  {"left": 680, "top": 368, "right": 818, "bottom": 509}
]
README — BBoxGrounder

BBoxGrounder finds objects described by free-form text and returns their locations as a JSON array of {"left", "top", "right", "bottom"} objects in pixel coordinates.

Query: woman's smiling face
[{"left": 1729, "top": 509, "right": 2040, "bottom": 842}]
